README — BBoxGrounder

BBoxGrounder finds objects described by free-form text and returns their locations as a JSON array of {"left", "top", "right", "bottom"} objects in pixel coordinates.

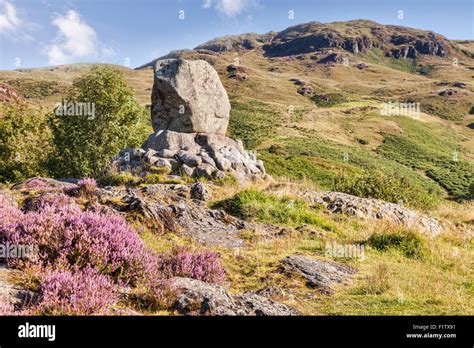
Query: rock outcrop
[
  {"left": 171, "top": 277, "right": 298, "bottom": 316},
  {"left": 113, "top": 58, "right": 266, "bottom": 183},
  {"left": 280, "top": 255, "right": 356, "bottom": 294},
  {"left": 301, "top": 191, "right": 443, "bottom": 235}
]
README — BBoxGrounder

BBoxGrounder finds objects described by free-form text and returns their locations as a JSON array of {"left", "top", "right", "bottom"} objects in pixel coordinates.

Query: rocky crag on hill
[
  {"left": 113, "top": 58, "right": 267, "bottom": 183},
  {"left": 195, "top": 20, "right": 452, "bottom": 59}
]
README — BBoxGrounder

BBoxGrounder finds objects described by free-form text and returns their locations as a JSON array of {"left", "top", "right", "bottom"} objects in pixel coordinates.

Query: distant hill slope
[{"left": 1, "top": 20, "right": 473, "bottom": 199}]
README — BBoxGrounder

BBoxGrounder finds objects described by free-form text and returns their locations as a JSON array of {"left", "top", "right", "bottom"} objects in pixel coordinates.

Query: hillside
[
  {"left": 0, "top": 20, "right": 473, "bottom": 316},
  {"left": 2, "top": 20, "right": 473, "bottom": 199}
]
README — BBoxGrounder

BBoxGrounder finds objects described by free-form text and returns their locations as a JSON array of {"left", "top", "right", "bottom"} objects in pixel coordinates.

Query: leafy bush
[
  {"left": 47, "top": 65, "right": 149, "bottom": 178},
  {"left": 0, "top": 104, "right": 51, "bottom": 183},
  {"left": 367, "top": 229, "right": 426, "bottom": 259},
  {"left": 213, "top": 189, "right": 335, "bottom": 231},
  {"left": 156, "top": 246, "right": 225, "bottom": 284},
  {"left": 32, "top": 266, "right": 118, "bottom": 315},
  {"left": 333, "top": 170, "right": 437, "bottom": 210},
  {"left": 310, "top": 93, "right": 347, "bottom": 107}
]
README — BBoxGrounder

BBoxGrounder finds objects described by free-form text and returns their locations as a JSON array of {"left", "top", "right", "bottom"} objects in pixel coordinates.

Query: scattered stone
[
  {"left": 177, "top": 151, "right": 202, "bottom": 167},
  {"left": 356, "top": 62, "right": 368, "bottom": 69},
  {"left": 180, "top": 164, "right": 195, "bottom": 178},
  {"left": 298, "top": 86, "right": 314, "bottom": 95},
  {"left": 194, "top": 163, "right": 216, "bottom": 179},
  {"left": 233, "top": 292, "right": 299, "bottom": 316},
  {"left": 439, "top": 89, "right": 458, "bottom": 96},
  {"left": 453, "top": 82, "right": 467, "bottom": 89},
  {"left": 190, "top": 182, "right": 211, "bottom": 201},
  {"left": 318, "top": 53, "right": 344, "bottom": 64},
  {"left": 280, "top": 255, "right": 356, "bottom": 293}
]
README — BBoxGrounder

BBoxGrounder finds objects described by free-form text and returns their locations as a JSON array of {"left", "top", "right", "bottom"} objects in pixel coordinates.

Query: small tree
[
  {"left": 48, "top": 65, "right": 149, "bottom": 178},
  {"left": 0, "top": 104, "right": 51, "bottom": 183}
]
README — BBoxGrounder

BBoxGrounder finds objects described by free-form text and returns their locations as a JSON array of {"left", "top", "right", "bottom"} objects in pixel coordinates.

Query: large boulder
[{"left": 151, "top": 59, "right": 231, "bottom": 135}]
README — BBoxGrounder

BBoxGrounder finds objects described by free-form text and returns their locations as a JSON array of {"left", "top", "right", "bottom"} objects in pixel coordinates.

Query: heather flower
[
  {"left": 76, "top": 178, "right": 98, "bottom": 198},
  {"left": 156, "top": 246, "right": 225, "bottom": 284},
  {"left": 0, "top": 194, "right": 22, "bottom": 231},
  {"left": 3, "top": 200, "right": 152, "bottom": 284},
  {"left": 32, "top": 266, "right": 118, "bottom": 315},
  {"left": 0, "top": 301, "right": 16, "bottom": 315},
  {"left": 36, "top": 193, "right": 77, "bottom": 211},
  {"left": 21, "top": 178, "right": 55, "bottom": 190}
]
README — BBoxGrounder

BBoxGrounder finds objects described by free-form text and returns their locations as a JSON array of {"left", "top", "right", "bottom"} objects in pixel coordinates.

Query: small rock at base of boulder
[
  {"left": 180, "top": 164, "right": 195, "bottom": 177},
  {"left": 194, "top": 163, "right": 216, "bottom": 179}
]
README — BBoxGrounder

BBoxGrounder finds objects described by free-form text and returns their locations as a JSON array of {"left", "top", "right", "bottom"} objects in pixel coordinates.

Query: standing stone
[{"left": 151, "top": 59, "right": 231, "bottom": 135}]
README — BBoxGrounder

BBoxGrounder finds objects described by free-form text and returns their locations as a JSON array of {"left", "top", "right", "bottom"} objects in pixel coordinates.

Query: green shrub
[
  {"left": 310, "top": 93, "right": 347, "bottom": 107},
  {"left": 47, "top": 65, "right": 149, "bottom": 178},
  {"left": 98, "top": 172, "right": 142, "bottom": 187},
  {"left": 212, "top": 189, "right": 335, "bottom": 231},
  {"left": 0, "top": 104, "right": 51, "bottom": 182},
  {"left": 333, "top": 170, "right": 437, "bottom": 210},
  {"left": 367, "top": 229, "right": 426, "bottom": 259}
]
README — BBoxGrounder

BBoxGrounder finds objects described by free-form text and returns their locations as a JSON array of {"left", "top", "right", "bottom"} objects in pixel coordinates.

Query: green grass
[
  {"left": 260, "top": 134, "right": 442, "bottom": 195},
  {"left": 377, "top": 117, "right": 473, "bottom": 199},
  {"left": 212, "top": 189, "right": 336, "bottom": 231},
  {"left": 333, "top": 170, "right": 438, "bottom": 209},
  {"left": 310, "top": 93, "right": 348, "bottom": 107},
  {"left": 365, "top": 48, "right": 416, "bottom": 73},
  {"left": 367, "top": 228, "right": 426, "bottom": 259},
  {"left": 228, "top": 98, "right": 281, "bottom": 149}
]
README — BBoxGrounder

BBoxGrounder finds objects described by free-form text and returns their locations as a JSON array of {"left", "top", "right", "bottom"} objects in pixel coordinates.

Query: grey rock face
[
  {"left": 151, "top": 59, "right": 230, "bottom": 135},
  {"left": 171, "top": 277, "right": 298, "bottom": 316},
  {"left": 280, "top": 255, "right": 356, "bottom": 293},
  {"left": 114, "top": 129, "right": 267, "bottom": 183},
  {"left": 301, "top": 191, "right": 443, "bottom": 235}
]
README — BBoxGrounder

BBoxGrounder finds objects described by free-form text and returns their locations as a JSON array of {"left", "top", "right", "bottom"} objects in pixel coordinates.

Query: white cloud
[
  {"left": 46, "top": 10, "right": 114, "bottom": 65},
  {"left": 0, "top": 0, "right": 20, "bottom": 31},
  {"left": 46, "top": 10, "right": 96, "bottom": 64},
  {"left": 203, "top": 0, "right": 256, "bottom": 17}
]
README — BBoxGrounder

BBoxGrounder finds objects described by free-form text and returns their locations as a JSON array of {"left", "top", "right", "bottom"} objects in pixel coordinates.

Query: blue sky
[{"left": 1, "top": 0, "right": 473, "bottom": 70}]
